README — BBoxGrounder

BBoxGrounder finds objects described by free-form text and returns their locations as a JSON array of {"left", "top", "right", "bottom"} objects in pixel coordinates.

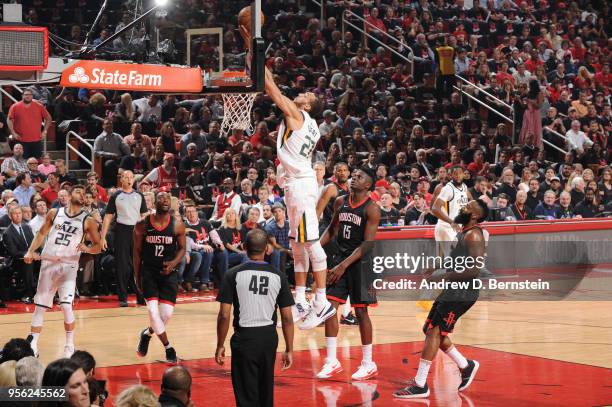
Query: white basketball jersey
[
  {"left": 437, "top": 182, "right": 469, "bottom": 223},
  {"left": 277, "top": 111, "right": 319, "bottom": 179},
  {"left": 42, "top": 207, "right": 88, "bottom": 262}
]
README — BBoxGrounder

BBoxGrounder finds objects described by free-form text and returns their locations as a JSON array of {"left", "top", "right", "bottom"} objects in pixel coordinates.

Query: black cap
[{"left": 191, "top": 160, "right": 203, "bottom": 168}]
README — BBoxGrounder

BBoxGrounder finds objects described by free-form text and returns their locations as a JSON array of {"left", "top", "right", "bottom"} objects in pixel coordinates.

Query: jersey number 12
[{"left": 155, "top": 245, "right": 164, "bottom": 257}]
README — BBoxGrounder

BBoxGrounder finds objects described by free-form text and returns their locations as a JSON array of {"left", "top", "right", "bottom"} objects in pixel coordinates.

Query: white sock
[
  {"left": 362, "top": 344, "right": 373, "bottom": 364},
  {"left": 30, "top": 332, "right": 40, "bottom": 347},
  {"left": 415, "top": 359, "right": 432, "bottom": 387},
  {"left": 445, "top": 345, "right": 468, "bottom": 369},
  {"left": 164, "top": 342, "right": 172, "bottom": 350},
  {"left": 295, "top": 286, "right": 307, "bottom": 304},
  {"left": 342, "top": 297, "right": 351, "bottom": 317},
  {"left": 325, "top": 336, "right": 337, "bottom": 362},
  {"left": 65, "top": 331, "right": 74, "bottom": 347},
  {"left": 315, "top": 288, "right": 327, "bottom": 304}
]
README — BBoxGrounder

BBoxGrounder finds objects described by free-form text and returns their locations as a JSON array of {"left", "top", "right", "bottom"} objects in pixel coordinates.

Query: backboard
[{"left": 186, "top": 0, "right": 264, "bottom": 94}]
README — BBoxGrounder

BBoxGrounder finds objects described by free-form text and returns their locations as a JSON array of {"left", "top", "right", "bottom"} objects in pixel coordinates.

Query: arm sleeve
[
  {"left": 277, "top": 272, "right": 295, "bottom": 308},
  {"left": 216, "top": 270, "right": 236, "bottom": 304},
  {"left": 106, "top": 192, "right": 118, "bottom": 215}
]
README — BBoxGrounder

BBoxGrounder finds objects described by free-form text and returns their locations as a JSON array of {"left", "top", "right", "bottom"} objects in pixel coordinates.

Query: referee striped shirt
[
  {"left": 105, "top": 190, "right": 147, "bottom": 226},
  {"left": 217, "top": 261, "right": 294, "bottom": 328}
]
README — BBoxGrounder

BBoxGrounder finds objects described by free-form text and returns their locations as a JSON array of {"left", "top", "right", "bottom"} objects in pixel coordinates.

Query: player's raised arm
[
  {"left": 320, "top": 195, "right": 345, "bottom": 247},
  {"left": 24, "top": 209, "right": 57, "bottom": 264},
  {"left": 264, "top": 67, "right": 303, "bottom": 128}
]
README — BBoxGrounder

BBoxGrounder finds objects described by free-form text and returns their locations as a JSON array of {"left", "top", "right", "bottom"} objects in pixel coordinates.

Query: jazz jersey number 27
[{"left": 299, "top": 122, "right": 319, "bottom": 158}]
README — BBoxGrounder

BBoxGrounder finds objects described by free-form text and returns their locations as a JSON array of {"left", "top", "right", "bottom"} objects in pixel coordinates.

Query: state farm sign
[{"left": 60, "top": 60, "right": 202, "bottom": 93}]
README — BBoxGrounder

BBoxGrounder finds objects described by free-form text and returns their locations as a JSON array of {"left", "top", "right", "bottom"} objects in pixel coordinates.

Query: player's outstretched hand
[
  {"left": 281, "top": 351, "right": 292, "bottom": 370},
  {"left": 162, "top": 261, "right": 175, "bottom": 275},
  {"left": 215, "top": 346, "right": 225, "bottom": 365},
  {"left": 327, "top": 264, "right": 346, "bottom": 285}
]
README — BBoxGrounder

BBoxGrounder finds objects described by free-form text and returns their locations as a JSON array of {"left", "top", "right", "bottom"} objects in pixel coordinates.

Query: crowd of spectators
[
  {"left": 0, "top": 0, "right": 610, "bottom": 304},
  {"left": 0, "top": 337, "right": 194, "bottom": 406}
]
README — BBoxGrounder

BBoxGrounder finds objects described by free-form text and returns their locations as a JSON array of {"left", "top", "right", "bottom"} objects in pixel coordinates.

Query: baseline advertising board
[{"left": 60, "top": 60, "right": 203, "bottom": 93}]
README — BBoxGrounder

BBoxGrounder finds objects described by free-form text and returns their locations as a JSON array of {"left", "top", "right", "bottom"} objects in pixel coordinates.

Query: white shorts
[
  {"left": 34, "top": 261, "right": 78, "bottom": 308},
  {"left": 434, "top": 222, "right": 457, "bottom": 257},
  {"left": 284, "top": 177, "right": 320, "bottom": 243}
]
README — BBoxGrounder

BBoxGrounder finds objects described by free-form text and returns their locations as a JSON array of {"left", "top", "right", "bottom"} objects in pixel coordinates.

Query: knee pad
[
  {"left": 305, "top": 241, "right": 327, "bottom": 272},
  {"left": 60, "top": 303, "right": 75, "bottom": 325},
  {"left": 159, "top": 302, "right": 174, "bottom": 324},
  {"left": 31, "top": 306, "right": 47, "bottom": 328},
  {"left": 290, "top": 240, "right": 309, "bottom": 274},
  {"left": 146, "top": 300, "right": 165, "bottom": 335}
]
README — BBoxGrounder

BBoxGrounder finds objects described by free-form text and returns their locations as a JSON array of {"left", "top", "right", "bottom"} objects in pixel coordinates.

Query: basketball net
[
  {"left": 221, "top": 92, "right": 257, "bottom": 134},
  {"left": 220, "top": 48, "right": 256, "bottom": 134}
]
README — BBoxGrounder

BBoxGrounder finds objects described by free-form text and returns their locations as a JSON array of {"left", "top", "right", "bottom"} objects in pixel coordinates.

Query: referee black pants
[
  {"left": 231, "top": 326, "right": 278, "bottom": 407},
  {"left": 114, "top": 223, "right": 136, "bottom": 302}
]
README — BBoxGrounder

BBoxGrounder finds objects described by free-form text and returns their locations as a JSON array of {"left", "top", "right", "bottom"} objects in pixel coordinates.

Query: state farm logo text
[{"left": 68, "top": 66, "right": 162, "bottom": 87}]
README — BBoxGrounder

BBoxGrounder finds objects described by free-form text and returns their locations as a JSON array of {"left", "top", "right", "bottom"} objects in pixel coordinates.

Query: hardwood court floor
[{"left": 1, "top": 295, "right": 611, "bottom": 406}]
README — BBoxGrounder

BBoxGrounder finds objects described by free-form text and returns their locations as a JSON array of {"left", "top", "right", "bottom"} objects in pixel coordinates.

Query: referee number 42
[{"left": 249, "top": 275, "right": 269, "bottom": 295}]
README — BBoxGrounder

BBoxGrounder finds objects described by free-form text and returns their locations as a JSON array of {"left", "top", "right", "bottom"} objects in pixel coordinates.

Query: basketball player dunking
[
  {"left": 318, "top": 168, "right": 381, "bottom": 380},
  {"left": 24, "top": 185, "right": 102, "bottom": 358},
  {"left": 261, "top": 65, "right": 335, "bottom": 329},
  {"left": 134, "top": 191, "right": 186, "bottom": 363},
  {"left": 394, "top": 199, "right": 487, "bottom": 398}
]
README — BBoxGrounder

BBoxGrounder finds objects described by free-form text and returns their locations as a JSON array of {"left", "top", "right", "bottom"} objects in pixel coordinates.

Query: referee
[
  {"left": 101, "top": 170, "right": 148, "bottom": 307},
  {"left": 216, "top": 228, "right": 294, "bottom": 407}
]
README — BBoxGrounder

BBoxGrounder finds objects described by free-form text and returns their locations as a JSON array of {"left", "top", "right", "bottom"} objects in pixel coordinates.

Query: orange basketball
[{"left": 238, "top": 6, "right": 264, "bottom": 33}]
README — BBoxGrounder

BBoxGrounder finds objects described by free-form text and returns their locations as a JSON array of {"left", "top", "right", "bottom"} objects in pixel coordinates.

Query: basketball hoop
[
  {"left": 209, "top": 70, "right": 257, "bottom": 134},
  {"left": 221, "top": 91, "right": 257, "bottom": 134}
]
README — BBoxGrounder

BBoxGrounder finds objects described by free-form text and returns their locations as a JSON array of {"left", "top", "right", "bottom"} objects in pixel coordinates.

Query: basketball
[{"left": 238, "top": 6, "right": 264, "bottom": 34}]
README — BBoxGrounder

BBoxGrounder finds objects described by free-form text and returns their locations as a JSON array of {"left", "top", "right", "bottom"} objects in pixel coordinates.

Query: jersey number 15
[{"left": 342, "top": 225, "right": 351, "bottom": 239}]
